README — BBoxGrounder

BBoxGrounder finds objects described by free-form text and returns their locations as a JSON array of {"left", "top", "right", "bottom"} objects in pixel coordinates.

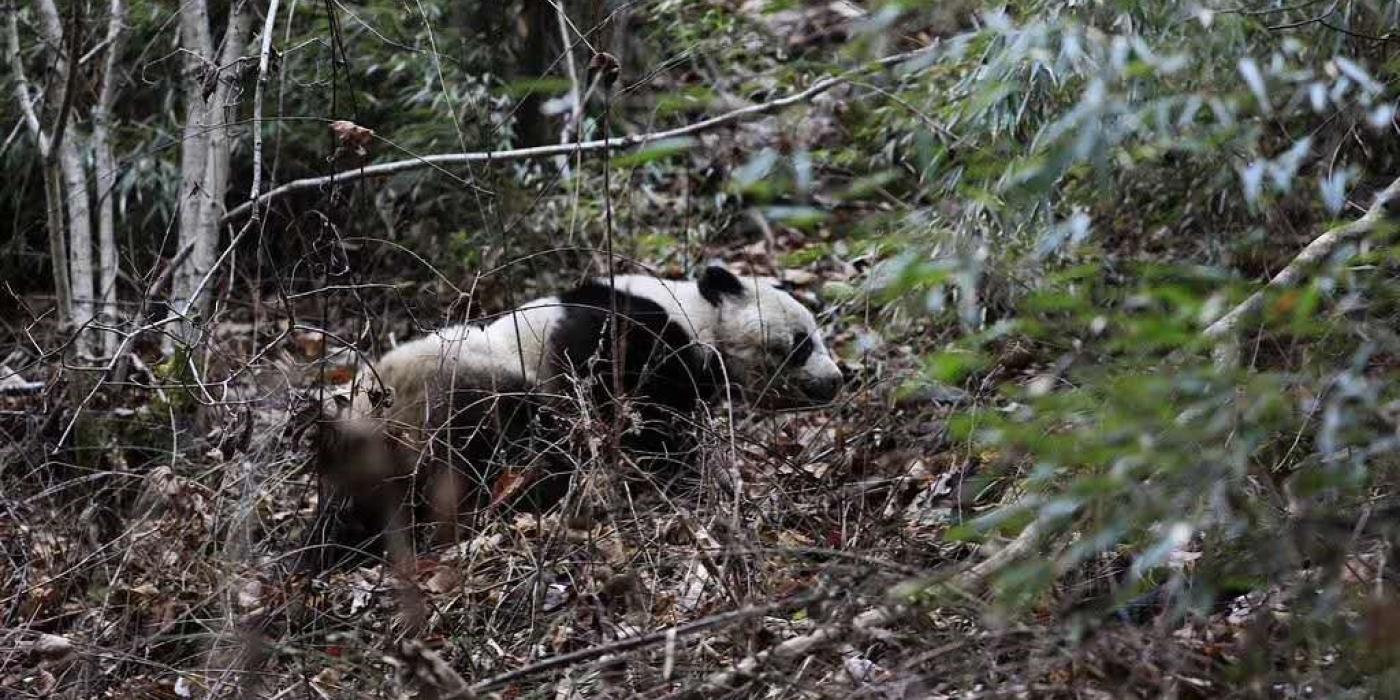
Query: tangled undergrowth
[
  {"left": 4, "top": 1, "right": 1400, "bottom": 697},
  {"left": 5, "top": 244, "right": 1381, "bottom": 699}
]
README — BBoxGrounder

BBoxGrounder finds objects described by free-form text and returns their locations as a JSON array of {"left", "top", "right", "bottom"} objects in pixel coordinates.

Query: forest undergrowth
[{"left": 4, "top": 1, "right": 1400, "bottom": 698}]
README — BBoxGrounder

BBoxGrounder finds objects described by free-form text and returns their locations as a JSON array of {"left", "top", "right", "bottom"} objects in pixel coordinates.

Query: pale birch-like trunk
[
  {"left": 3, "top": 6, "right": 71, "bottom": 326},
  {"left": 56, "top": 136, "right": 94, "bottom": 351},
  {"left": 173, "top": 0, "right": 249, "bottom": 347},
  {"left": 173, "top": 0, "right": 214, "bottom": 346},
  {"left": 91, "top": 0, "right": 127, "bottom": 357},
  {"left": 34, "top": 0, "right": 97, "bottom": 356}
]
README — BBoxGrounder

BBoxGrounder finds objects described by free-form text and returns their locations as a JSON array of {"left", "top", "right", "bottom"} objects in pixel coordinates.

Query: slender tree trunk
[
  {"left": 4, "top": 5, "right": 71, "bottom": 326},
  {"left": 518, "top": 0, "right": 554, "bottom": 146},
  {"left": 56, "top": 135, "right": 95, "bottom": 351},
  {"left": 174, "top": 0, "right": 214, "bottom": 345},
  {"left": 43, "top": 166, "right": 73, "bottom": 326},
  {"left": 173, "top": 0, "right": 248, "bottom": 347},
  {"left": 35, "top": 0, "right": 96, "bottom": 355},
  {"left": 92, "top": 0, "right": 127, "bottom": 357}
]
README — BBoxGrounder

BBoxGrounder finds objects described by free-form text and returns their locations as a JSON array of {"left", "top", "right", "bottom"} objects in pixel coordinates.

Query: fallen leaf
[
  {"left": 490, "top": 468, "right": 541, "bottom": 509},
  {"left": 30, "top": 634, "right": 74, "bottom": 662},
  {"left": 424, "top": 566, "right": 461, "bottom": 595}
]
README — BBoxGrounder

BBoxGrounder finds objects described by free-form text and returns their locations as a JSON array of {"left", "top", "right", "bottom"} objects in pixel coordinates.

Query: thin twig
[
  {"left": 1265, "top": 0, "right": 1338, "bottom": 30},
  {"left": 446, "top": 588, "right": 831, "bottom": 696},
  {"left": 1203, "top": 175, "right": 1400, "bottom": 365},
  {"left": 222, "top": 44, "right": 939, "bottom": 223},
  {"left": 248, "top": 0, "right": 281, "bottom": 219},
  {"left": 688, "top": 605, "right": 900, "bottom": 695}
]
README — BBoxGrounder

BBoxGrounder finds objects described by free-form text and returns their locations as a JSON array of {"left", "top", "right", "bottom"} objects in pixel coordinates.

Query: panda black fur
[{"left": 310, "top": 265, "right": 842, "bottom": 562}]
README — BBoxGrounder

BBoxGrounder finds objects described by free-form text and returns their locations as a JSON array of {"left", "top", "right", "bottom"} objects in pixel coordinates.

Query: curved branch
[
  {"left": 221, "top": 43, "right": 939, "bottom": 224},
  {"left": 1203, "top": 174, "right": 1400, "bottom": 363},
  {"left": 692, "top": 605, "right": 899, "bottom": 695},
  {"left": 247, "top": 0, "right": 281, "bottom": 218},
  {"left": 223, "top": 76, "right": 843, "bottom": 223},
  {"left": 951, "top": 519, "right": 1044, "bottom": 592}
]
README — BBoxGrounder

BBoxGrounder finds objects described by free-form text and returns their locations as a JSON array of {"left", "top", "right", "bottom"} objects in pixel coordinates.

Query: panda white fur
[
  {"left": 375, "top": 266, "right": 839, "bottom": 414},
  {"left": 310, "top": 265, "right": 842, "bottom": 559}
]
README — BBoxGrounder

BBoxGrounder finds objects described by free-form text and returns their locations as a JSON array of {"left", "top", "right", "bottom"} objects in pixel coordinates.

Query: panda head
[
  {"left": 697, "top": 265, "right": 844, "bottom": 408},
  {"left": 301, "top": 379, "right": 402, "bottom": 491}
]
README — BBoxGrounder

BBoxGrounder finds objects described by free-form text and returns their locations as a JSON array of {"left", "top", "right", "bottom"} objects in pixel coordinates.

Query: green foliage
[
  {"left": 831, "top": 7, "right": 1400, "bottom": 687},
  {"left": 611, "top": 138, "right": 697, "bottom": 169},
  {"left": 929, "top": 247, "right": 1400, "bottom": 620}
]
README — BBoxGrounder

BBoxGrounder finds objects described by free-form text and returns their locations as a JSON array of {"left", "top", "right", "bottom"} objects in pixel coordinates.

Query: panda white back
[
  {"left": 309, "top": 265, "right": 845, "bottom": 566},
  {"left": 600, "top": 275, "right": 720, "bottom": 346}
]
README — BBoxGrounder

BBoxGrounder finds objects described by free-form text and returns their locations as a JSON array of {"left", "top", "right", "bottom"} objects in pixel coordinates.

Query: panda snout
[{"left": 802, "top": 373, "right": 842, "bottom": 403}]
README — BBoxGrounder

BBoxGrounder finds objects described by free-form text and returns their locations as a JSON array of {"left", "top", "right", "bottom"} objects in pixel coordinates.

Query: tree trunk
[
  {"left": 56, "top": 134, "right": 95, "bottom": 353},
  {"left": 35, "top": 0, "right": 96, "bottom": 355},
  {"left": 4, "top": 5, "right": 72, "bottom": 327},
  {"left": 518, "top": 0, "right": 554, "bottom": 146},
  {"left": 92, "top": 0, "right": 127, "bottom": 357},
  {"left": 43, "top": 166, "right": 73, "bottom": 327},
  {"left": 173, "top": 0, "right": 214, "bottom": 346},
  {"left": 173, "top": 0, "right": 248, "bottom": 347}
]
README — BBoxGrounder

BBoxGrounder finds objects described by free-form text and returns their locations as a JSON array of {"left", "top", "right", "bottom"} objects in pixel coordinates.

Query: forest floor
[{"left": 0, "top": 231, "right": 1268, "bottom": 699}]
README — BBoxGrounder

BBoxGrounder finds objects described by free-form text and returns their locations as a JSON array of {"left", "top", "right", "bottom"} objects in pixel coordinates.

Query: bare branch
[
  {"left": 951, "top": 519, "right": 1045, "bottom": 592},
  {"left": 1203, "top": 174, "right": 1400, "bottom": 364},
  {"left": 674, "top": 522, "right": 1043, "bottom": 695},
  {"left": 4, "top": 6, "right": 47, "bottom": 156},
  {"left": 248, "top": 0, "right": 282, "bottom": 217},
  {"left": 692, "top": 605, "right": 901, "bottom": 695},
  {"left": 446, "top": 588, "right": 831, "bottom": 697},
  {"left": 222, "top": 44, "right": 941, "bottom": 224},
  {"left": 225, "top": 77, "right": 841, "bottom": 222}
]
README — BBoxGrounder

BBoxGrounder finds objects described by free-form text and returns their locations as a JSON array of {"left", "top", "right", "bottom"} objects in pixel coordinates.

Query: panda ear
[{"left": 698, "top": 265, "right": 746, "bottom": 306}]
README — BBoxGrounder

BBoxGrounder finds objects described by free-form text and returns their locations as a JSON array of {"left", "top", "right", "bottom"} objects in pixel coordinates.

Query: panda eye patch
[{"left": 787, "top": 331, "right": 814, "bottom": 365}]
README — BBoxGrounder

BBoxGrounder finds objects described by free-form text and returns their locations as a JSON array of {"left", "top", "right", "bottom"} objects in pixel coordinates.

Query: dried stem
[{"left": 1203, "top": 174, "right": 1400, "bottom": 366}]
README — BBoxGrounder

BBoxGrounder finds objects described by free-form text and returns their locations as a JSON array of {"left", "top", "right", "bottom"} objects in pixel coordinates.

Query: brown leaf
[
  {"left": 490, "top": 467, "right": 542, "bottom": 509},
  {"left": 329, "top": 120, "right": 375, "bottom": 157},
  {"left": 292, "top": 331, "right": 325, "bottom": 359},
  {"left": 423, "top": 565, "right": 462, "bottom": 595},
  {"left": 323, "top": 365, "right": 357, "bottom": 385}
]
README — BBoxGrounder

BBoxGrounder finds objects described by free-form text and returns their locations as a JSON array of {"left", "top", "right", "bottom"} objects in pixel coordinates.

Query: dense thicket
[{"left": 3, "top": 1, "right": 1399, "bottom": 697}]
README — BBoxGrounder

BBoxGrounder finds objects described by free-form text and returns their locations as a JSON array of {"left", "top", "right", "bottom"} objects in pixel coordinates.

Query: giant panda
[{"left": 308, "top": 265, "right": 843, "bottom": 562}]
